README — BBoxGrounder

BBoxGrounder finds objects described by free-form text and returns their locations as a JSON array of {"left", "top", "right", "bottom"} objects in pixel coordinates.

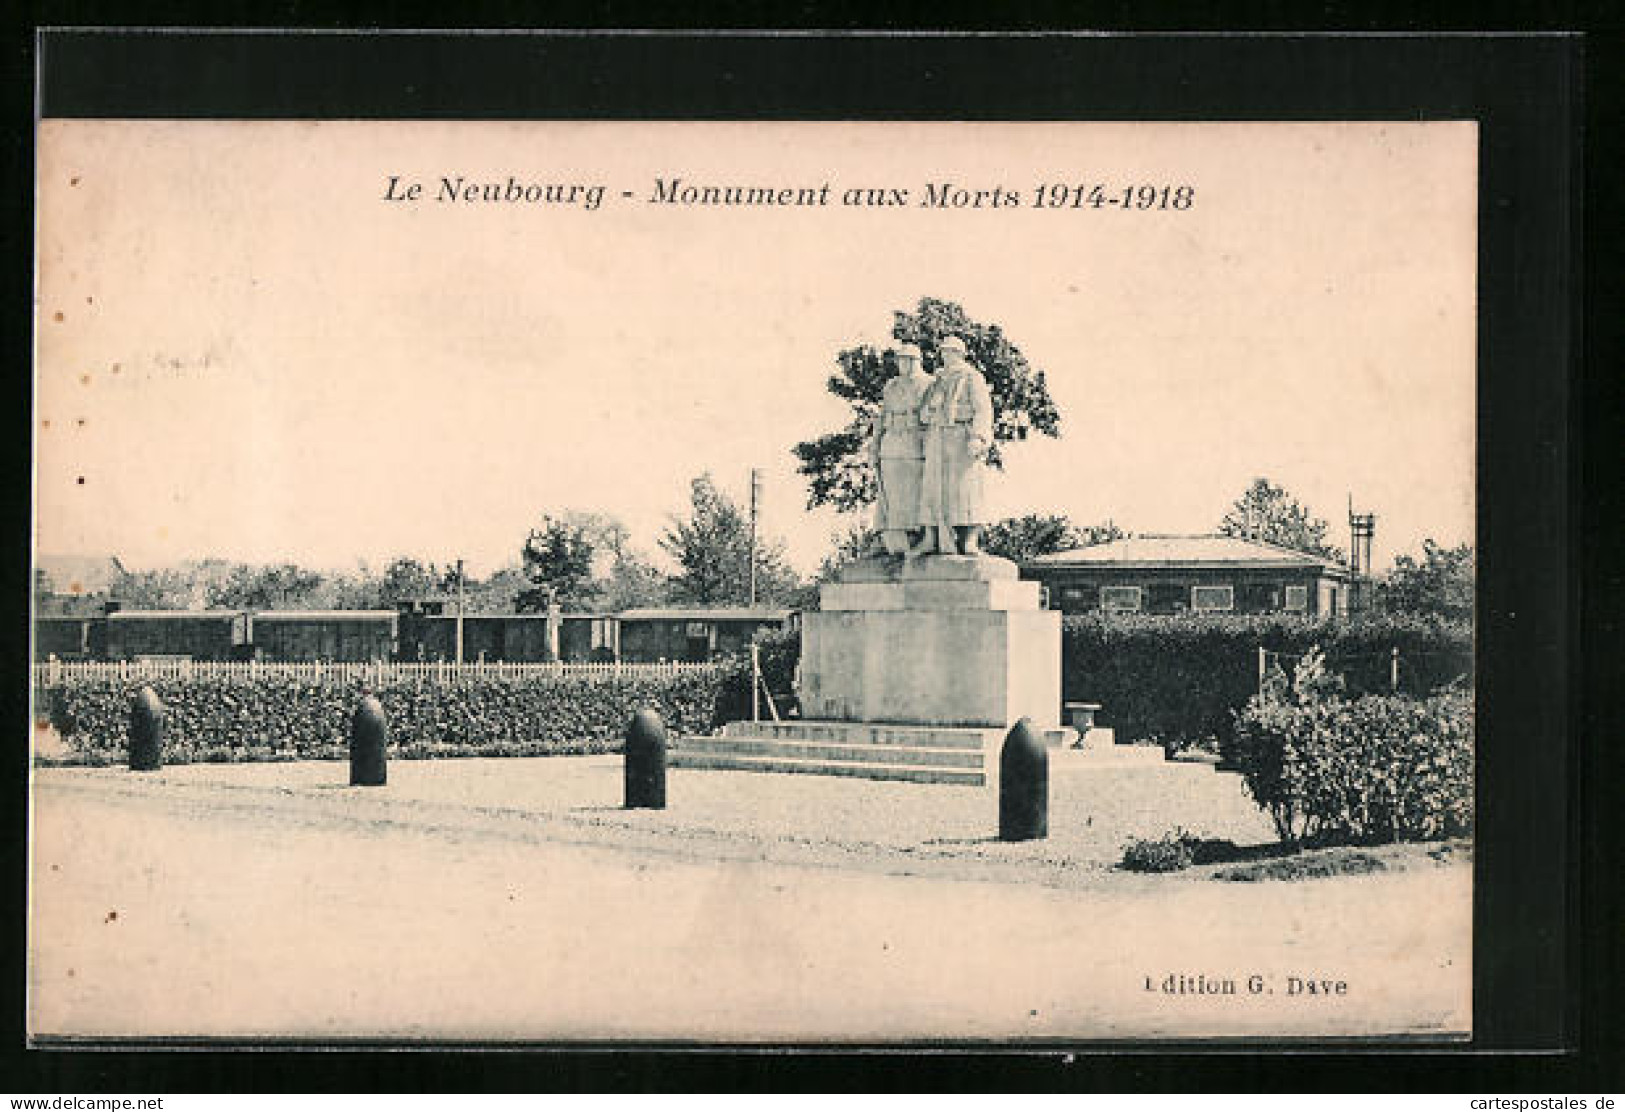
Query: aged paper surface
[{"left": 31, "top": 121, "right": 1475, "bottom": 1042}]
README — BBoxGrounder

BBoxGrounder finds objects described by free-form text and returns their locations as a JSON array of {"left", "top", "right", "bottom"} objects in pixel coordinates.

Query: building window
[
  {"left": 1191, "top": 585, "right": 1235, "bottom": 612},
  {"left": 1284, "top": 585, "right": 1309, "bottom": 612},
  {"left": 1101, "top": 586, "right": 1143, "bottom": 612},
  {"left": 1058, "top": 586, "right": 1090, "bottom": 612}
]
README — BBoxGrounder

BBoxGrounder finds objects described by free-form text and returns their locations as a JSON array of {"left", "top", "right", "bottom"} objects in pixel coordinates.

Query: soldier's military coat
[{"left": 916, "top": 354, "right": 994, "bottom": 529}]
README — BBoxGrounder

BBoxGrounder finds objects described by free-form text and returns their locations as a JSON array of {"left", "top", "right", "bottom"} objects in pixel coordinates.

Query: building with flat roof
[{"left": 1022, "top": 534, "right": 1356, "bottom": 618}]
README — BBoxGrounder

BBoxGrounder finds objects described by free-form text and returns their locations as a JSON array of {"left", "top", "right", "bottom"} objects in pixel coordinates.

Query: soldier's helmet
[{"left": 939, "top": 335, "right": 969, "bottom": 357}]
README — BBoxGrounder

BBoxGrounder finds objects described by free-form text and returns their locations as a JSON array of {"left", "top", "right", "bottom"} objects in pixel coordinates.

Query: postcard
[{"left": 30, "top": 118, "right": 1477, "bottom": 1043}]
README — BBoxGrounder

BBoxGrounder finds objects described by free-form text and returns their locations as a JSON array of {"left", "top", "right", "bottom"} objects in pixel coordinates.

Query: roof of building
[
  {"left": 248, "top": 610, "right": 399, "bottom": 621},
  {"left": 35, "top": 554, "right": 125, "bottom": 596},
  {"left": 616, "top": 607, "right": 794, "bottom": 622},
  {"left": 1026, "top": 534, "right": 1349, "bottom": 574},
  {"left": 107, "top": 609, "right": 241, "bottom": 621},
  {"left": 408, "top": 611, "right": 617, "bottom": 621}
]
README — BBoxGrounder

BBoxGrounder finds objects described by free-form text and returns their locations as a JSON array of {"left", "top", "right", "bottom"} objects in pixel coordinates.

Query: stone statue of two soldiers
[{"left": 868, "top": 335, "right": 994, "bottom": 558}]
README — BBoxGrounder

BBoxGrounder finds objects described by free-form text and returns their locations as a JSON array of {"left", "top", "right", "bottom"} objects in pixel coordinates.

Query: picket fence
[{"left": 33, "top": 659, "right": 726, "bottom": 685}]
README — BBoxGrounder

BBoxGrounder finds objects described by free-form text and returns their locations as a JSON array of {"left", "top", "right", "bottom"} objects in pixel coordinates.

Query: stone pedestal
[{"left": 799, "top": 554, "right": 1062, "bottom": 731}]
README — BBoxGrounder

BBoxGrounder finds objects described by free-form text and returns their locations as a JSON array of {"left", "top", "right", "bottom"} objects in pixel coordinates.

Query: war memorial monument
[{"left": 675, "top": 338, "right": 1071, "bottom": 785}]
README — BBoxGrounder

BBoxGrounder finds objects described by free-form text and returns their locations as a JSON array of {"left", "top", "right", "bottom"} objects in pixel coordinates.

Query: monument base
[
  {"left": 672, "top": 554, "right": 1082, "bottom": 786},
  {"left": 798, "top": 554, "right": 1062, "bottom": 730},
  {"left": 669, "top": 720, "right": 1171, "bottom": 787}
]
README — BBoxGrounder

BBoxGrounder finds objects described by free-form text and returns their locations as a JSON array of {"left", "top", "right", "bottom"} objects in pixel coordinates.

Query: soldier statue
[
  {"left": 909, "top": 335, "right": 994, "bottom": 558},
  {"left": 867, "top": 344, "right": 933, "bottom": 556}
]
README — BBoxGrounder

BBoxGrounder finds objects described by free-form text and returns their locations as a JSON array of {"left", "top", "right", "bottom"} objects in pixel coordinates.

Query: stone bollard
[
  {"left": 624, "top": 708, "right": 667, "bottom": 809},
  {"left": 129, "top": 686, "right": 165, "bottom": 772},
  {"left": 350, "top": 695, "right": 388, "bottom": 787},
  {"left": 998, "top": 717, "right": 1048, "bottom": 841}
]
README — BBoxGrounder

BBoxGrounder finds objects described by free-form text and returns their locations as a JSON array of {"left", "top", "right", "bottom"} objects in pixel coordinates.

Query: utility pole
[
  {"left": 454, "top": 558, "right": 465, "bottom": 665},
  {"left": 748, "top": 467, "right": 763, "bottom": 608}
]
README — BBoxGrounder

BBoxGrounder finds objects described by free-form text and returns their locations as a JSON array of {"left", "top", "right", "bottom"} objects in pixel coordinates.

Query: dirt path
[{"left": 29, "top": 762, "right": 1471, "bottom": 1043}]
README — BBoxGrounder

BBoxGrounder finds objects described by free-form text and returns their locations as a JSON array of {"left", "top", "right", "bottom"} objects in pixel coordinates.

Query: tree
[
  {"left": 518, "top": 516, "right": 598, "bottom": 611},
  {"left": 814, "top": 521, "right": 881, "bottom": 584},
  {"left": 111, "top": 567, "right": 196, "bottom": 610},
  {"left": 981, "top": 514, "right": 1125, "bottom": 564},
  {"left": 1377, "top": 540, "right": 1474, "bottom": 622},
  {"left": 659, "top": 472, "right": 800, "bottom": 606},
  {"left": 205, "top": 563, "right": 326, "bottom": 610},
  {"left": 376, "top": 556, "right": 441, "bottom": 609},
  {"left": 1218, "top": 478, "right": 1345, "bottom": 562},
  {"left": 792, "top": 296, "right": 1063, "bottom": 512},
  {"left": 598, "top": 550, "right": 669, "bottom": 611},
  {"left": 464, "top": 564, "right": 528, "bottom": 613}
]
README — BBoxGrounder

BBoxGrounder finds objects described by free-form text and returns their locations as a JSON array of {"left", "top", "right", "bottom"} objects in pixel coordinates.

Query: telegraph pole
[
  {"left": 454, "top": 557, "right": 465, "bottom": 664},
  {"left": 748, "top": 467, "right": 763, "bottom": 720},
  {"left": 748, "top": 467, "right": 763, "bottom": 608}
]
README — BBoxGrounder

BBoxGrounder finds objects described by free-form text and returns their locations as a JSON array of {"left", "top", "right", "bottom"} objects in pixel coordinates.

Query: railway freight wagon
[
  {"left": 33, "top": 616, "right": 103, "bottom": 661},
  {"left": 559, "top": 615, "right": 619, "bottom": 662},
  {"left": 394, "top": 614, "right": 617, "bottom": 662},
  {"left": 615, "top": 608, "right": 793, "bottom": 663},
  {"left": 396, "top": 614, "right": 553, "bottom": 662},
  {"left": 105, "top": 610, "right": 249, "bottom": 661},
  {"left": 247, "top": 611, "right": 397, "bottom": 662}
]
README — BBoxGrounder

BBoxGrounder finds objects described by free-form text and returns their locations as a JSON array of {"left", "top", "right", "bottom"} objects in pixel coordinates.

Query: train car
[
  {"left": 33, "top": 616, "right": 102, "bottom": 661},
  {"left": 615, "top": 607, "right": 793, "bottom": 663},
  {"left": 397, "top": 613, "right": 553, "bottom": 662},
  {"left": 248, "top": 611, "right": 397, "bottom": 662},
  {"left": 558, "top": 614, "right": 619, "bottom": 662},
  {"left": 105, "top": 610, "right": 249, "bottom": 661}
]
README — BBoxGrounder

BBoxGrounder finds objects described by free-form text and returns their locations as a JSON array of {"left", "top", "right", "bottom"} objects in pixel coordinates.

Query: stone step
[
  {"left": 721, "top": 720, "right": 991, "bottom": 749},
  {"left": 1055, "top": 744, "right": 1172, "bottom": 767},
  {"left": 721, "top": 719, "right": 1076, "bottom": 750},
  {"left": 676, "top": 735, "right": 984, "bottom": 768},
  {"left": 1053, "top": 741, "right": 1183, "bottom": 767},
  {"left": 669, "top": 750, "right": 986, "bottom": 786}
]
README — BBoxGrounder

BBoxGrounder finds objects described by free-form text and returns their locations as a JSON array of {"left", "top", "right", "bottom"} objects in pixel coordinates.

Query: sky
[{"left": 35, "top": 120, "right": 1476, "bottom": 578}]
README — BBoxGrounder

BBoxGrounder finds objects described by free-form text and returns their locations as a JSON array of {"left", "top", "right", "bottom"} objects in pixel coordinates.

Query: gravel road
[{"left": 29, "top": 758, "right": 1471, "bottom": 1043}]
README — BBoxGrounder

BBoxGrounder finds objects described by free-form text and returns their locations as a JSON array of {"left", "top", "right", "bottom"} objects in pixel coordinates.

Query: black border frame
[{"left": 7, "top": 23, "right": 1607, "bottom": 1094}]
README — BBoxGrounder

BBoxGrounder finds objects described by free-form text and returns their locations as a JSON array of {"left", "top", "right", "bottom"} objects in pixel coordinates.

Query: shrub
[
  {"left": 1229, "top": 650, "right": 1474, "bottom": 846},
  {"left": 38, "top": 666, "right": 740, "bottom": 765},
  {"left": 1212, "top": 849, "right": 1390, "bottom": 883},
  {"left": 713, "top": 625, "right": 801, "bottom": 724},
  {"left": 1120, "top": 831, "right": 1196, "bottom": 873},
  {"left": 1059, "top": 611, "right": 1472, "bottom": 754}
]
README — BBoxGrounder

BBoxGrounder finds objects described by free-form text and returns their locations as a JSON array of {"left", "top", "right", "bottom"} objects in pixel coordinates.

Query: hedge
[
  {"left": 1059, "top": 612, "right": 1472, "bottom": 754},
  {"left": 39, "top": 615, "right": 1473, "bottom": 766},
  {"left": 38, "top": 668, "right": 736, "bottom": 765},
  {"left": 709, "top": 615, "right": 1469, "bottom": 754},
  {"left": 1230, "top": 674, "right": 1474, "bottom": 846}
]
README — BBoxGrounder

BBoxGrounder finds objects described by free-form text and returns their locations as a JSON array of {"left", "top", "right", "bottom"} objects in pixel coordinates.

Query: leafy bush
[
  {"left": 1120, "top": 828, "right": 1244, "bottom": 872},
  {"left": 1059, "top": 612, "right": 1472, "bottom": 754},
  {"left": 1229, "top": 649, "right": 1474, "bottom": 846},
  {"left": 39, "top": 667, "right": 738, "bottom": 765},
  {"left": 713, "top": 625, "right": 801, "bottom": 724},
  {"left": 1120, "top": 832, "right": 1196, "bottom": 873}
]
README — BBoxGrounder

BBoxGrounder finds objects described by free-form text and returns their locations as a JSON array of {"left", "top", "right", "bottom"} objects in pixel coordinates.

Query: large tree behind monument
[{"left": 792, "top": 297, "right": 1063, "bottom": 513}]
